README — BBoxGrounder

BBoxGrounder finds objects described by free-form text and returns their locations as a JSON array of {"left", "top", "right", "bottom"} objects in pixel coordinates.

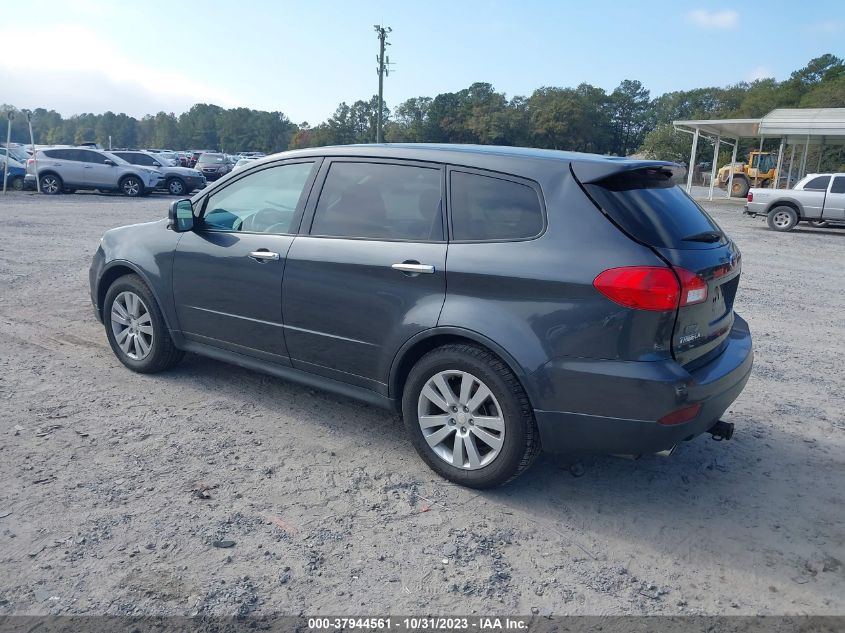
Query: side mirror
[
  {"left": 168, "top": 199, "right": 194, "bottom": 232},
  {"left": 104, "top": 159, "right": 115, "bottom": 166}
]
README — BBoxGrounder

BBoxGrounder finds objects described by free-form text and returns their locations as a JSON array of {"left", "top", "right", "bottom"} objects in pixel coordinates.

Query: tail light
[
  {"left": 593, "top": 266, "right": 708, "bottom": 311},
  {"left": 658, "top": 403, "right": 702, "bottom": 425},
  {"left": 747, "top": 192, "right": 753, "bottom": 202}
]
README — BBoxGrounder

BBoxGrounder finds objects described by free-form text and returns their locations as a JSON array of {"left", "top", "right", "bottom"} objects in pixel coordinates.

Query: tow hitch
[{"left": 709, "top": 420, "right": 735, "bottom": 441}]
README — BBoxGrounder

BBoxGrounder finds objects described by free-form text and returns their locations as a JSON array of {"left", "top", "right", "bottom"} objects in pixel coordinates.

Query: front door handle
[
  {"left": 248, "top": 250, "right": 280, "bottom": 262},
  {"left": 392, "top": 262, "right": 435, "bottom": 274}
]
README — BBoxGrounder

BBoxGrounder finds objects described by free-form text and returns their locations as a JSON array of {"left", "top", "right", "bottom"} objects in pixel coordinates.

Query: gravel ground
[{"left": 0, "top": 191, "right": 843, "bottom": 617}]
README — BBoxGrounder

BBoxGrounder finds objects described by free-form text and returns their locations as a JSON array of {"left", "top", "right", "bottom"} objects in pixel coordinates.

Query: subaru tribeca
[{"left": 89, "top": 145, "right": 753, "bottom": 488}]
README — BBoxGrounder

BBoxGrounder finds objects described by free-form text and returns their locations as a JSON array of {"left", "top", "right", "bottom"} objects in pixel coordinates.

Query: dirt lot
[{"left": 0, "top": 191, "right": 843, "bottom": 617}]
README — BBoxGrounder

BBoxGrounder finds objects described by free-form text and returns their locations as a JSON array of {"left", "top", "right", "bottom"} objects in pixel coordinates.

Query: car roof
[{"left": 251, "top": 143, "right": 675, "bottom": 184}]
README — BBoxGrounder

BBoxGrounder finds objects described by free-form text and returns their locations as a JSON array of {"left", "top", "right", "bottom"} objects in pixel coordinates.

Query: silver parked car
[
  {"left": 113, "top": 151, "right": 206, "bottom": 196},
  {"left": 25, "top": 148, "right": 163, "bottom": 196},
  {"left": 744, "top": 173, "right": 845, "bottom": 231}
]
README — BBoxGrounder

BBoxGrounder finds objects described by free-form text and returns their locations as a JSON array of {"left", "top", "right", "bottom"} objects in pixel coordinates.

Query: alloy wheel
[
  {"left": 772, "top": 211, "right": 793, "bottom": 229},
  {"left": 42, "top": 176, "right": 59, "bottom": 194},
  {"left": 110, "top": 291, "right": 154, "bottom": 360},
  {"left": 417, "top": 370, "right": 505, "bottom": 470},
  {"left": 123, "top": 178, "right": 141, "bottom": 196}
]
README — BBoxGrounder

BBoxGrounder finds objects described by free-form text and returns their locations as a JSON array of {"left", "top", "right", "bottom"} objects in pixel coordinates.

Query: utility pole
[{"left": 374, "top": 24, "right": 392, "bottom": 144}]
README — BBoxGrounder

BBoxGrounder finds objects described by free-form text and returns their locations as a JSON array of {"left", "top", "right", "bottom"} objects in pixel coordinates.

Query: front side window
[
  {"left": 450, "top": 170, "right": 543, "bottom": 241},
  {"left": 310, "top": 162, "right": 443, "bottom": 241},
  {"left": 202, "top": 162, "right": 315, "bottom": 234},
  {"left": 803, "top": 175, "right": 831, "bottom": 191}
]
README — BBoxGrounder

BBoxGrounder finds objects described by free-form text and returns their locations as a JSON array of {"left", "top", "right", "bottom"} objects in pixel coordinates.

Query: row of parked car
[{"left": 1, "top": 143, "right": 266, "bottom": 197}]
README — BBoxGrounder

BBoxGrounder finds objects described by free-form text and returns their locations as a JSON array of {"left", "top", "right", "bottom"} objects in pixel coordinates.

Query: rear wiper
[{"left": 682, "top": 230, "right": 723, "bottom": 243}]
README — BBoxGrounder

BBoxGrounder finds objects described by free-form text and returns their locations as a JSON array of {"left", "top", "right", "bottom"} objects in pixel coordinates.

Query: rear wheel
[
  {"left": 120, "top": 176, "right": 143, "bottom": 197},
  {"left": 402, "top": 344, "right": 541, "bottom": 488},
  {"left": 104, "top": 274, "right": 184, "bottom": 373},
  {"left": 10, "top": 176, "right": 23, "bottom": 191},
  {"left": 40, "top": 174, "right": 62, "bottom": 194},
  {"left": 767, "top": 206, "right": 799, "bottom": 232}
]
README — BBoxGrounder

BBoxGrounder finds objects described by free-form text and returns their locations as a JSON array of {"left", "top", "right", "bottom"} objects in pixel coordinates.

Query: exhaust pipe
[{"left": 709, "top": 420, "right": 734, "bottom": 441}]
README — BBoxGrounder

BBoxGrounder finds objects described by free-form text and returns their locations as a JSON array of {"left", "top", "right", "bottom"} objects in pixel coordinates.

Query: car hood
[{"left": 166, "top": 166, "right": 204, "bottom": 177}]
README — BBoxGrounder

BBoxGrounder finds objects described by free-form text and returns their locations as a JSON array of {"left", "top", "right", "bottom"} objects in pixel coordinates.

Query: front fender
[{"left": 96, "top": 219, "right": 181, "bottom": 332}]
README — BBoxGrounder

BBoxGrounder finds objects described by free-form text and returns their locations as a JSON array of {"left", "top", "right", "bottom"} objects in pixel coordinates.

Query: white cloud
[
  {"left": 687, "top": 9, "right": 739, "bottom": 29},
  {"left": 0, "top": 24, "right": 237, "bottom": 116},
  {"left": 748, "top": 66, "right": 773, "bottom": 81}
]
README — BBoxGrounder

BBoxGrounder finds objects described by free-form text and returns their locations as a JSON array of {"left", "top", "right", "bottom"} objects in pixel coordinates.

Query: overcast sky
[{"left": 2, "top": 0, "right": 843, "bottom": 122}]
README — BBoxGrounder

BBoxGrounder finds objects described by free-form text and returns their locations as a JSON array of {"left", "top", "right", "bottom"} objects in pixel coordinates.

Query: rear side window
[
  {"left": 804, "top": 175, "right": 831, "bottom": 191},
  {"left": 832, "top": 176, "right": 845, "bottom": 194},
  {"left": 584, "top": 168, "right": 722, "bottom": 250},
  {"left": 450, "top": 171, "right": 543, "bottom": 241},
  {"left": 311, "top": 162, "right": 443, "bottom": 241}
]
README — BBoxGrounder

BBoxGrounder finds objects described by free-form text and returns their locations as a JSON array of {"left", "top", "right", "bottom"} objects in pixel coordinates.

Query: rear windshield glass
[{"left": 584, "top": 169, "right": 723, "bottom": 249}]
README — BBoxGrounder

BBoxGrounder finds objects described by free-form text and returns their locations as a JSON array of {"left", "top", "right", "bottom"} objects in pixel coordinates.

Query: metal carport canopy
[{"left": 672, "top": 108, "right": 845, "bottom": 197}]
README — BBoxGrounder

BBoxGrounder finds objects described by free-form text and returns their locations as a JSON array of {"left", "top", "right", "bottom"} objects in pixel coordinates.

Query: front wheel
[
  {"left": 120, "top": 176, "right": 143, "bottom": 197},
  {"left": 104, "top": 274, "right": 184, "bottom": 373},
  {"left": 767, "top": 206, "right": 799, "bottom": 232},
  {"left": 731, "top": 177, "right": 749, "bottom": 198},
  {"left": 167, "top": 178, "right": 186, "bottom": 196},
  {"left": 402, "top": 344, "right": 541, "bottom": 488}
]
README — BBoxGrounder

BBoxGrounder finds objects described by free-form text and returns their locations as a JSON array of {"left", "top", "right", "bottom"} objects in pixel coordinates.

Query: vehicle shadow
[{"left": 152, "top": 353, "right": 843, "bottom": 587}]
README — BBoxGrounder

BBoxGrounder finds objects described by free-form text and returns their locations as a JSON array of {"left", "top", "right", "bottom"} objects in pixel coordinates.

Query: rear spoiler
[{"left": 570, "top": 159, "right": 684, "bottom": 184}]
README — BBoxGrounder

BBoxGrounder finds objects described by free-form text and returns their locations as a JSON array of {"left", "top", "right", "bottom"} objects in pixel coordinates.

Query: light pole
[
  {"left": 3, "top": 110, "right": 14, "bottom": 195},
  {"left": 374, "top": 24, "right": 392, "bottom": 144}
]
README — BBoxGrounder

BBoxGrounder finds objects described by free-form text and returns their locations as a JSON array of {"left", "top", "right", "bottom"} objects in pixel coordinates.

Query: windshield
[{"left": 198, "top": 154, "right": 224, "bottom": 164}]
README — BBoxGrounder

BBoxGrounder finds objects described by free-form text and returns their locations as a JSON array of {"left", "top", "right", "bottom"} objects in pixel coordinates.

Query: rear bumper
[{"left": 533, "top": 314, "right": 753, "bottom": 455}]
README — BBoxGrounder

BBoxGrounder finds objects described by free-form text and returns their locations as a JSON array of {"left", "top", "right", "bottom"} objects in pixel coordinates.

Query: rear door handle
[
  {"left": 392, "top": 262, "right": 435, "bottom": 274},
  {"left": 248, "top": 250, "right": 280, "bottom": 262}
]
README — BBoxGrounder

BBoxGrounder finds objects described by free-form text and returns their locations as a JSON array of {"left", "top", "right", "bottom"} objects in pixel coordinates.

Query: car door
[
  {"left": 80, "top": 150, "right": 120, "bottom": 188},
  {"left": 822, "top": 175, "right": 845, "bottom": 221},
  {"left": 43, "top": 149, "right": 85, "bottom": 186},
  {"left": 800, "top": 175, "right": 830, "bottom": 217},
  {"left": 282, "top": 159, "right": 447, "bottom": 394},
  {"left": 172, "top": 159, "right": 321, "bottom": 364}
]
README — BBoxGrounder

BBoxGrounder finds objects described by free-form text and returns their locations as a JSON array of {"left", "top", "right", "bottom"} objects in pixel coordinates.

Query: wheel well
[
  {"left": 97, "top": 265, "right": 135, "bottom": 313},
  {"left": 120, "top": 173, "right": 143, "bottom": 185},
  {"left": 391, "top": 333, "right": 526, "bottom": 402},
  {"left": 39, "top": 170, "right": 60, "bottom": 180}
]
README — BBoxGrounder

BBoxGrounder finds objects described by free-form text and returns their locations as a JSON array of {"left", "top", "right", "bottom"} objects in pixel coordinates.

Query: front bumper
[{"left": 533, "top": 314, "right": 753, "bottom": 456}]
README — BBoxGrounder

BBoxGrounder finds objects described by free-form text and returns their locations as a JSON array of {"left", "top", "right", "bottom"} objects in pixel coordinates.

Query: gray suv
[
  {"left": 25, "top": 148, "right": 162, "bottom": 196},
  {"left": 113, "top": 151, "right": 206, "bottom": 196},
  {"left": 89, "top": 144, "right": 753, "bottom": 488}
]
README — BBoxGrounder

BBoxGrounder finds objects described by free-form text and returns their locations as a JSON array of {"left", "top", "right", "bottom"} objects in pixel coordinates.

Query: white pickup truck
[{"left": 744, "top": 173, "right": 845, "bottom": 231}]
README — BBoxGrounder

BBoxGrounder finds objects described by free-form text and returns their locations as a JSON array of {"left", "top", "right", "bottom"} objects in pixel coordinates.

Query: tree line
[{"left": 2, "top": 54, "right": 843, "bottom": 166}]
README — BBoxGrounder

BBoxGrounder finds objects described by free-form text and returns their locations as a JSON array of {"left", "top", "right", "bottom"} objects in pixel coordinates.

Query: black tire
[
  {"left": 730, "top": 177, "right": 749, "bottom": 198},
  {"left": 10, "top": 176, "right": 23, "bottom": 191},
  {"left": 167, "top": 177, "right": 187, "bottom": 196},
  {"left": 767, "top": 206, "right": 799, "bottom": 232},
  {"left": 103, "top": 274, "right": 184, "bottom": 373},
  {"left": 119, "top": 175, "right": 143, "bottom": 197},
  {"left": 40, "top": 173, "right": 63, "bottom": 195},
  {"left": 402, "top": 343, "right": 541, "bottom": 488}
]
